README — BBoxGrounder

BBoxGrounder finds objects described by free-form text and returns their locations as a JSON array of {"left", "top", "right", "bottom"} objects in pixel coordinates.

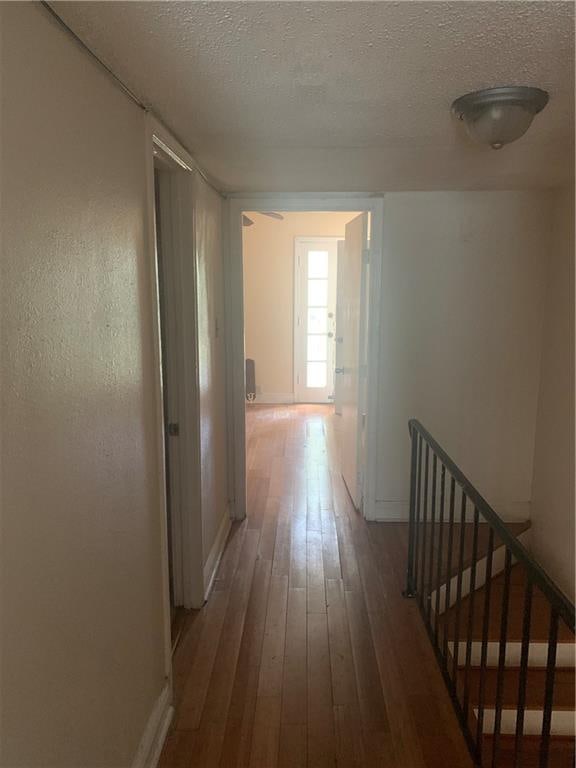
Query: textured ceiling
[{"left": 51, "top": 1, "right": 575, "bottom": 192}]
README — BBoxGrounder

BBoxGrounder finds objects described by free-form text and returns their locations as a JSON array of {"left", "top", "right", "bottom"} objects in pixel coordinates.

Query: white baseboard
[
  {"left": 203, "top": 511, "right": 232, "bottom": 600},
  {"left": 131, "top": 683, "right": 173, "bottom": 768},
  {"left": 449, "top": 640, "right": 575, "bottom": 668},
  {"left": 370, "top": 499, "right": 531, "bottom": 523},
  {"left": 479, "top": 707, "right": 575, "bottom": 736},
  {"left": 249, "top": 393, "right": 295, "bottom": 405}
]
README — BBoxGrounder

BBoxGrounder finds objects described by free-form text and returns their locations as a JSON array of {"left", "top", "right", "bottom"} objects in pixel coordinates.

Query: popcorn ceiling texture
[{"left": 52, "top": 1, "right": 574, "bottom": 191}]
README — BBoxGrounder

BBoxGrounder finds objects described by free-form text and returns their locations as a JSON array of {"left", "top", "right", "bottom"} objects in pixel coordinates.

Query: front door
[{"left": 294, "top": 237, "right": 339, "bottom": 403}]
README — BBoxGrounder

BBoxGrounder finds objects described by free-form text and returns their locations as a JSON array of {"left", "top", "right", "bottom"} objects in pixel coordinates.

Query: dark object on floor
[{"left": 246, "top": 358, "right": 256, "bottom": 402}]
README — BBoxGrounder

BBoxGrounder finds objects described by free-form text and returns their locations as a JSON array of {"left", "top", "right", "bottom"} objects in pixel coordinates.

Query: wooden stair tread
[
  {"left": 440, "top": 565, "right": 574, "bottom": 643},
  {"left": 420, "top": 521, "right": 530, "bottom": 591},
  {"left": 482, "top": 735, "right": 575, "bottom": 768},
  {"left": 459, "top": 667, "right": 575, "bottom": 710}
]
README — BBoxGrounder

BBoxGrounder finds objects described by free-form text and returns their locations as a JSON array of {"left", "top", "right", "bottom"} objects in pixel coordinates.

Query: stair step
[
  {"left": 482, "top": 735, "right": 575, "bottom": 768},
  {"left": 447, "top": 640, "right": 575, "bottom": 668},
  {"left": 478, "top": 707, "right": 575, "bottom": 736},
  {"left": 430, "top": 527, "right": 531, "bottom": 615},
  {"left": 440, "top": 564, "right": 574, "bottom": 644},
  {"left": 421, "top": 521, "right": 530, "bottom": 587},
  {"left": 460, "top": 667, "right": 575, "bottom": 711}
]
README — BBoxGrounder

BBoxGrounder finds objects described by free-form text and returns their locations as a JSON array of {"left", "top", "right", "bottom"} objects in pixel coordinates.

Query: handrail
[
  {"left": 405, "top": 419, "right": 575, "bottom": 768},
  {"left": 408, "top": 419, "right": 575, "bottom": 630}
]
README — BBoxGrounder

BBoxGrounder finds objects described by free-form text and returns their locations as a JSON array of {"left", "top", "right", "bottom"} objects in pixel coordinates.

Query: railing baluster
[
  {"left": 434, "top": 464, "right": 446, "bottom": 647},
  {"left": 491, "top": 548, "right": 512, "bottom": 768},
  {"left": 443, "top": 476, "right": 456, "bottom": 667},
  {"left": 405, "top": 420, "right": 575, "bottom": 768},
  {"left": 419, "top": 443, "right": 430, "bottom": 611},
  {"left": 427, "top": 453, "right": 438, "bottom": 625},
  {"left": 451, "top": 491, "right": 468, "bottom": 685},
  {"left": 539, "top": 609, "right": 559, "bottom": 768},
  {"left": 475, "top": 527, "right": 494, "bottom": 763},
  {"left": 413, "top": 434, "right": 423, "bottom": 596},
  {"left": 462, "top": 506, "right": 480, "bottom": 723},
  {"left": 514, "top": 575, "right": 533, "bottom": 768},
  {"left": 405, "top": 426, "right": 419, "bottom": 596}
]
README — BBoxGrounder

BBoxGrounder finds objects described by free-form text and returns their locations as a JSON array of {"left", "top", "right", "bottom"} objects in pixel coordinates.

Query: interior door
[
  {"left": 334, "top": 240, "right": 345, "bottom": 416},
  {"left": 294, "top": 238, "right": 338, "bottom": 403},
  {"left": 154, "top": 166, "right": 184, "bottom": 617},
  {"left": 336, "top": 213, "right": 369, "bottom": 508}
]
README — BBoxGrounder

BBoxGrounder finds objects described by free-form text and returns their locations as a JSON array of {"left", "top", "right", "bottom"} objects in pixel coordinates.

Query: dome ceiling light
[{"left": 451, "top": 86, "right": 549, "bottom": 150}]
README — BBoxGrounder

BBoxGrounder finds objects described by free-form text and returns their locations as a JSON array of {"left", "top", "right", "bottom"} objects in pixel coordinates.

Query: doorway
[
  {"left": 151, "top": 134, "right": 205, "bottom": 654},
  {"left": 234, "top": 202, "right": 383, "bottom": 519},
  {"left": 153, "top": 149, "right": 188, "bottom": 648}
]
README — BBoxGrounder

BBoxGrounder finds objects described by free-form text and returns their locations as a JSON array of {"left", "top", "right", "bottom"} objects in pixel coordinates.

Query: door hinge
[{"left": 167, "top": 422, "right": 180, "bottom": 437}]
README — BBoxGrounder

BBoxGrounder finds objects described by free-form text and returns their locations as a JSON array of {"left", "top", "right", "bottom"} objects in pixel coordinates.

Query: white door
[
  {"left": 336, "top": 213, "right": 369, "bottom": 509},
  {"left": 294, "top": 238, "right": 338, "bottom": 403},
  {"left": 334, "top": 240, "right": 345, "bottom": 416}
]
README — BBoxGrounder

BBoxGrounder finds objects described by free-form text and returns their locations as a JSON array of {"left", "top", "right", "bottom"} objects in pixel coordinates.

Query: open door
[
  {"left": 336, "top": 212, "right": 370, "bottom": 509},
  {"left": 153, "top": 144, "right": 205, "bottom": 632},
  {"left": 334, "top": 239, "right": 345, "bottom": 416}
]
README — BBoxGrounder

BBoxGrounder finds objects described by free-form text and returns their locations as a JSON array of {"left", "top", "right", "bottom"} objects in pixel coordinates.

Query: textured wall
[
  {"left": 0, "top": 4, "right": 166, "bottom": 765},
  {"left": 375, "top": 191, "right": 551, "bottom": 522},
  {"left": 531, "top": 187, "right": 575, "bottom": 600}
]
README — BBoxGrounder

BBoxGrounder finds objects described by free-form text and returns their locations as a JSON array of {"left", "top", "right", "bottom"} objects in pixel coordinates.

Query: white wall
[
  {"left": 0, "top": 4, "right": 167, "bottom": 765},
  {"left": 243, "top": 211, "right": 356, "bottom": 400},
  {"left": 530, "top": 187, "right": 575, "bottom": 601},
  {"left": 195, "top": 175, "right": 230, "bottom": 573},
  {"left": 375, "top": 191, "right": 552, "bottom": 522}
]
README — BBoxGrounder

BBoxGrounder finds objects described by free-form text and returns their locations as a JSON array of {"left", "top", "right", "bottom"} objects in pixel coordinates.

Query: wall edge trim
[
  {"left": 203, "top": 510, "right": 232, "bottom": 600},
  {"left": 131, "top": 683, "right": 173, "bottom": 768}
]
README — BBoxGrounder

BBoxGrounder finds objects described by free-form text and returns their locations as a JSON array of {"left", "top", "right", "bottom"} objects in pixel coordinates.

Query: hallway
[{"left": 159, "top": 405, "right": 473, "bottom": 767}]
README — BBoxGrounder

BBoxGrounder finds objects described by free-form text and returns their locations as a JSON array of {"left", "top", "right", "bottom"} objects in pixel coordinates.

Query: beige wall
[
  {"left": 530, "top": 187, "right": 575, "bottom": 600},
  {"left": 1, "top": 4, "right": 166, "bottom": 766},
  {"left": 243, "top": 211, "right": 356, "bottom": 399},
  {"left": 195, "top": 175, "right": 230, "bottom": 565},
  {"left": 375, "top": 191, "right": 552, "bottom": 522}
]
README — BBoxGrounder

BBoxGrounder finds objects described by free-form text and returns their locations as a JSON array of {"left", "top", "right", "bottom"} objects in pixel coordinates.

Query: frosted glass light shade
[{"left": 452, "top": 86, "right": 549, "bottom": 150}]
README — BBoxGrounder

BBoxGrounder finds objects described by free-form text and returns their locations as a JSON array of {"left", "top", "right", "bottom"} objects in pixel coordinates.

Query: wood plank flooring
[{"left": 159, "top": 404, "right": 474, "bottom": 767}]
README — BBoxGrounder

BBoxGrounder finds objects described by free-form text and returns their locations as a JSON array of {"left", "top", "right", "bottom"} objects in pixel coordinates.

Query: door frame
[
  {"left": 145, "top": 115, "right": 205, "bottom": 645},
  {"left": 293, "top": 236, "right": 340, "bottom": 404},
  {"left": 224, "top": 194, "right": 385, "bottom": 522}
]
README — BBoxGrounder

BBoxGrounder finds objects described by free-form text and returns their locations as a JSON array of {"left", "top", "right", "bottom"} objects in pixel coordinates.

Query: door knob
[{"left": 335, "top": 367, "right": 345, "bottom": 374}]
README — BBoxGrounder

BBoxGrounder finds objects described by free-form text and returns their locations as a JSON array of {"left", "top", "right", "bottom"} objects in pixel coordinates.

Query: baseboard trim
[
  {"left": 203, "top": 511, "right": 232, "bottom": 600},
  {"left": 249, "top": 393, "right": 295, "bottom": 405},
  {"left": 370, "top": 499, "right": 531, "bottom": 523},
  {"left": 131, "top": 683, "right": 173, "bottom": 768}
]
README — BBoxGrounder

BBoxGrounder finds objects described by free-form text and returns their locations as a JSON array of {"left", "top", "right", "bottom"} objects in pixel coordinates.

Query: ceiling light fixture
[{"left": 451, "top": 86, "right": 549, "bottom": 150}]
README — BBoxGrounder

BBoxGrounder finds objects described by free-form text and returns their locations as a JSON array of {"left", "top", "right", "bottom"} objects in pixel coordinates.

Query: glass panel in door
[{"left": 305, "top": 250, "right": 329, "bottom": 390}]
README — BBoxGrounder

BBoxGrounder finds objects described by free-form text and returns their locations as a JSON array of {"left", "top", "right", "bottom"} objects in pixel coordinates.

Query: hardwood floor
[{"left": 159, "top": 404, "right": 473, "bottom": 767}]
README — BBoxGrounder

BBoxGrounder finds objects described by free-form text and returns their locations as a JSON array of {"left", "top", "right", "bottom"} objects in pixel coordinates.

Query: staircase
[{"left": 404, "top": 420, "right": 575, "bottom": 768}]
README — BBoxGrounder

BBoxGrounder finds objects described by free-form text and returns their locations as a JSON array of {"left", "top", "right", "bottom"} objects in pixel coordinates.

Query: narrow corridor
[{"left": 159, "top": 405, "right": 473, "bottom": 767}]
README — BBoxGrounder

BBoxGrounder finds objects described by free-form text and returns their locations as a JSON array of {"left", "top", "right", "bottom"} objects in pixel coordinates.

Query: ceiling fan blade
[
  {"left": 242, "top": 215, "right": 254, "bottom": 227},
  {"left": 261, "top": 212, "right": 284, "bottom": 220}
]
